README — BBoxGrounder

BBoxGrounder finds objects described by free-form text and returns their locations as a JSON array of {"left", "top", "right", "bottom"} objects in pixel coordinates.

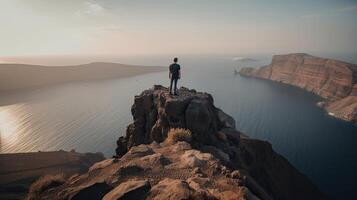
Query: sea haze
[{"left": 0, "top": 55, "right": 356, "bottom": 200}]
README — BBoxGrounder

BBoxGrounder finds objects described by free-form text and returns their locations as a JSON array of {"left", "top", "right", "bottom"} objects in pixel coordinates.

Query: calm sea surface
[{"left": 0, "top": 55, "right": 356, "bottom": 199}]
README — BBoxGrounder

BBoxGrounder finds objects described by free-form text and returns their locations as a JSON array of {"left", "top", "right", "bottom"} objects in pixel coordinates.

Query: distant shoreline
[
  {"left": 239, "top": 53, "right": 357, "bottom": 123},
  {"left": 0, "top": 62, "right": 166, "bottom": 92}
]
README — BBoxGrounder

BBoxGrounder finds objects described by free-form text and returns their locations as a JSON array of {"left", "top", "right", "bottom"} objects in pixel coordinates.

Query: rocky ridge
[
  {"left": 29, "top": 86, "right": 328, "bottom": 200},
  {"left": 239, "top": 53, "right": 357, "bottom": 122}
]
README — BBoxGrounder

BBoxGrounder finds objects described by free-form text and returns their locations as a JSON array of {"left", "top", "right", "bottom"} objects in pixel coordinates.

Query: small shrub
[
  {"left": 166, "top": 128, "right": 192, "bottom": 144},
  {"left": 26, "top": 174, "right": 66, "bottom": 200}
]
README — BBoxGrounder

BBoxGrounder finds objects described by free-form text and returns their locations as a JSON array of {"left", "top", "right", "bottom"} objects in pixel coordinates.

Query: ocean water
[{"left": 0, "top": 55, "right": 356, "bottom": 199}]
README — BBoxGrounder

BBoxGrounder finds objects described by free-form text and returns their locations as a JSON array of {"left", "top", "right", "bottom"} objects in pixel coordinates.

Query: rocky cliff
[
  {"left": 239, "top": 53, "right": 357, "bottom": 122},
  {"left": 115, "top": 85, "right": 240, "bottom": 159},
  {"left": 28, "top": 86, "right": 328, "bottom": 200}
]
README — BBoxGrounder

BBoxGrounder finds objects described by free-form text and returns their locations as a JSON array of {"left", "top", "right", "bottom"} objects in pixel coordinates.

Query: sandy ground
[
  {"left": 0, "top": 62, "right": 165, "bottom": 92},
  {"left": 0, "top": 151, "right": 104, "bottom": 200}
]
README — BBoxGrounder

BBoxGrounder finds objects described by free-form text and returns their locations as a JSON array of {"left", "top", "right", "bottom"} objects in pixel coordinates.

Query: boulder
[
  {"left": 70, "top": 182, "right": 112, "bottom": 200},
  {"left": 89, "top": 159, "right": 114, "bottom": 172},
  {"left": 147, "top": 178, "right": 193, "bottom": 200},
  {"left": 180, "top": 150, "right": 215, "bottom": 168},
  {"left": 121, "top": 145, "right": 154, "bottom": 159},
  {"left": 102, "top": 180, "right": 150, "bottom": 200}
]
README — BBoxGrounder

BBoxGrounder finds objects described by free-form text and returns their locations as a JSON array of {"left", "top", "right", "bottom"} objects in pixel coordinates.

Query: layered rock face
[
  {"left": 29, "top": 86, "right": 327, "bottom": 200},
  {"left": 240, "top": 53, "right": 357, "bottom": 122}
]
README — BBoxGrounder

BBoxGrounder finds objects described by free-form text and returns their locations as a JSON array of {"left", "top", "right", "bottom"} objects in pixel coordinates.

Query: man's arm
[
  {"left": 169, "top": 65, "right": 172, "bottom": 79},
  {"left": 178, "top": 65, "right": 181, "bottom": 79}
]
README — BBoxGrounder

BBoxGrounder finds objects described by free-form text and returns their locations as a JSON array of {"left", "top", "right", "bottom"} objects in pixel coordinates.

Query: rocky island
[
  {"left": 239, "top": 53, "right": 357, "bottom": 122},
  {"left": 27, "top": 86, "right": 328, "bottom": 200}
]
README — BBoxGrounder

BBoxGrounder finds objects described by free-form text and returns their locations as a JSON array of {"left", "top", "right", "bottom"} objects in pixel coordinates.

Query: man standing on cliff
[{"left": 169, "top": 57, "right": 181, "bottom": 95}]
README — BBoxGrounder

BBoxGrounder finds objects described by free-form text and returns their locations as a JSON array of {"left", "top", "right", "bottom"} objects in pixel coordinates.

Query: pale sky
[{"left": 1, "top": 0, "right": 357, "bottom": 56}]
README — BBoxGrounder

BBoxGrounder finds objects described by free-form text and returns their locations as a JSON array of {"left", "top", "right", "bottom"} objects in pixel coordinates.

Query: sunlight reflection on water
[{"left": 0, "top": 104, "right": 24, "bottom": 151}]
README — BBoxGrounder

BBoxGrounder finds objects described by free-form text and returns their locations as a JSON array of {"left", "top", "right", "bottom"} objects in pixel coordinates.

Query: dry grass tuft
[
  {"left": 26, "top": 174, "right": 66, "bottom": 200},
  {"left": 166, "top": 128, "right": 192, "bottom": 144}
]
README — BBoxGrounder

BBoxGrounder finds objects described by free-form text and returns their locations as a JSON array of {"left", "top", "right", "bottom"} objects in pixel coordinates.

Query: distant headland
[
  {"left": 240, "top": 53, "right": 357, "bottom": 123},
  {"left": 0, "top": 62, "right": 165, "bottom": 92}
]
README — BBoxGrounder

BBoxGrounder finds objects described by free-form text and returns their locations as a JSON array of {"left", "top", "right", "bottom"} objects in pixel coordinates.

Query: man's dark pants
[{"left": 170, "top": 78, "right": 178, "bottom": 94}]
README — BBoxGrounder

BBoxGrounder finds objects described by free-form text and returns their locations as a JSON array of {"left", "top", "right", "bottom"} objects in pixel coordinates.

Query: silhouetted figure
[{"left": 169, "top": 57, "right": 181, "bottom": 95}]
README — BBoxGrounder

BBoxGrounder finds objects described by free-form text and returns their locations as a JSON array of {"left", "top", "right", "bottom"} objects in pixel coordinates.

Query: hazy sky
[{"left": 1, "top": 0, "right": 357, "bottom": 56}]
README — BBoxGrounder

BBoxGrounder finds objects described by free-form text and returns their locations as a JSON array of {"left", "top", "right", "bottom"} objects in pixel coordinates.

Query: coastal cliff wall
[
  {"left": 29, "top": 86, "right": 327, "bottom": 200},
  {"left": 240, "top": 53, "right": 357, "bottom": 122}
]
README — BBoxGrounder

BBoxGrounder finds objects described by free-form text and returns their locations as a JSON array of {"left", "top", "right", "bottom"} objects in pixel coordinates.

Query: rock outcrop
[
  {"left": 28, "top": 86, "right": 328, "bottom": 200},
  {"left": 240, "top": 53, "right": 357, "bottom": 122},
  {"left": 115, "top": 85, "right": 240, "bottom": 159}
]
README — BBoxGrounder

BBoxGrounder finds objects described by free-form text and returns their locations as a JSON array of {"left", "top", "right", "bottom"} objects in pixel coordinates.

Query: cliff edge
[
  {"left": 240, "top": 53, "right": 357, "bottom": 122},
  {"left": 28, "top": 86, "right": 327, "bottom": 200}
]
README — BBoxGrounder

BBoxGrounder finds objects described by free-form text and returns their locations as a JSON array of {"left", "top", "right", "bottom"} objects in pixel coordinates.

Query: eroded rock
[
  {"left": 147, "top": 178, "right": 192, "bottom": 200},
  {"left": 116, "top": 86, "right": 239, "bottom": 157},
  {"left": 116, "top": 165, "right": 144, "bottom": 176},
  {"left": 140, "top": 153, "right": 171, "bottom": 167},
  {"left": 121, "top": 145, "right": 154, "bottom": 159},
  {"left": 70, "top": 182, "right": 112, "bottom": 200},
  {"left": 102, "top": 180, "right": 150, "bottom": 200},
  {"left": 89, "top": 159, "right": 114, "bottom": 172},
  {"left": 180, "top": 150, "right": 215, "bottom": 168},
  {"left": 171, "top": 141, "right": 192, "bottom": 152}
]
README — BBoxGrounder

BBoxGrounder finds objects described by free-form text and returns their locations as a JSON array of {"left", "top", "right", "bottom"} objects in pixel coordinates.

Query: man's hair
[{"left": 174, "top": 57, "right": 178, "bottom": 62}]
